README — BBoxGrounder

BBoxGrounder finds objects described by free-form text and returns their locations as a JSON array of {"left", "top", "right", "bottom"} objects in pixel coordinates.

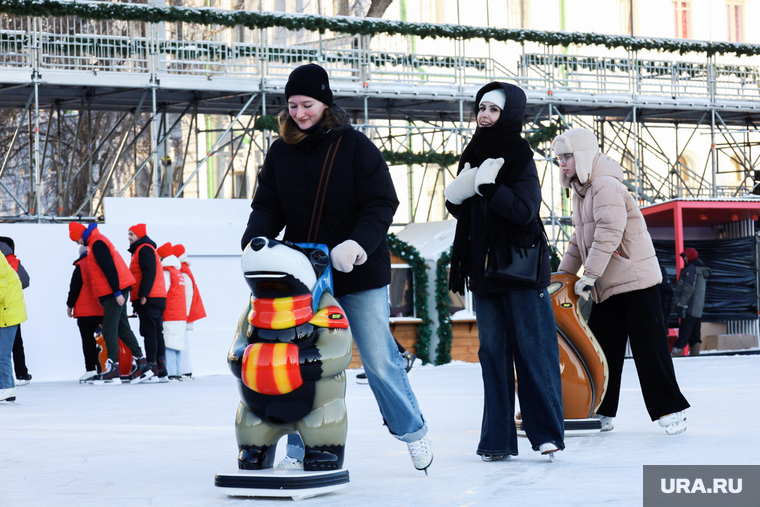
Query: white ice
[{"left": 2, "top": 354, "right": 759, "bottom": 507}]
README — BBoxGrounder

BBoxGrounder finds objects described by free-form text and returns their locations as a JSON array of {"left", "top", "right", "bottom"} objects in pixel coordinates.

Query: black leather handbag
[{"left": 484, "top": 218, "right": 547, "bottom": 285}]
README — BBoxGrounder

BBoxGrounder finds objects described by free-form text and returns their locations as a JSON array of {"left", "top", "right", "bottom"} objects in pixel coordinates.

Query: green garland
[
  {"left": 382, "top": 150, "right": 459, "bottom": 168},
  {"left": 2, "top": 0, "right": 760, "bottom": 57},
  {"left": 526, "top": 53, "right": 758, "bottom": 80},
  {"left": 434, "top": 246, "right": 453, "bottom": 365},
  {"left": 386, "top": 232, "right": 432, "bottom": 365},
  {"left": 526, "top": 123, "right": 560, "bottom": 149},
  {"left": 253, "top": 114, "right": 279, "bottom": 132}
]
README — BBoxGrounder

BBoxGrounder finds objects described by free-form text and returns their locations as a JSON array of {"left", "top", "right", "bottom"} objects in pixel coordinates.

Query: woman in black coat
[
  {"left": 445, "top": 82, "right": 564, "bottom": 461},
  {"left": 241, "top": 64, "right": 432, "bottom": 473}
]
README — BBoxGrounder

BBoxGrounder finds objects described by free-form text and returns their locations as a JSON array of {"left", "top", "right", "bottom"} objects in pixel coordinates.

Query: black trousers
[
  {"left": 77, "top": 316, "right": 103, "bottom": 372},
  {"left": 135, "top": 304, "right": 165, "bottom": 363},
  {"left": 588, "top": 285, "right": 690, "bottom": 421},
  {"left": 12, "top": 326, "right": 28, "bottom": 377},
  {"left": 674, "top": 314, "right": 702, "bottom": 348},
  {"left": 101, "top": 296, "right": 143, "bottom": 363}
]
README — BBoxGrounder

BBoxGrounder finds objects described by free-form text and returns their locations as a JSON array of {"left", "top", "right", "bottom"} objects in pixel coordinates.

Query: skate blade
[
  {"left": 129, "top": 371, "right": 155, "bottom": 385},
  {"left": 92, "top": 378, "right": 122, "bottom": 386}
]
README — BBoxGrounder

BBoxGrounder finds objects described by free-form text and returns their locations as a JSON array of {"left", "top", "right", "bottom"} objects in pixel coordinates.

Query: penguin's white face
[{"left": 242, "top": 237, "right": 317, "bottom": 297}]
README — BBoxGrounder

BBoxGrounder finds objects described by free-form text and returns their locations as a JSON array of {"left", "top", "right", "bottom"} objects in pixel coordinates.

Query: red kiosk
[{"left": 640, "top": 198, "right": 760, "bottom": 350}]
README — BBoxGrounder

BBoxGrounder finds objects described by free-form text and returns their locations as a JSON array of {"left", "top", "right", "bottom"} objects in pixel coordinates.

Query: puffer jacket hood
[
  {"left": 0, "top": 237, "right": 14, "bottom": 254},
  {"left": 555, "top": 128, "right": 601, "bottom": 187},
  {"left": 569, "top": 153, "right": 625, "bottom": 198}
]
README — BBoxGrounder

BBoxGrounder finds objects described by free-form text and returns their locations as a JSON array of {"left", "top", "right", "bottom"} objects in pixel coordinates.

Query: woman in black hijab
[{"left": 445, "top": 82, "right": 564, "bottom": 462}]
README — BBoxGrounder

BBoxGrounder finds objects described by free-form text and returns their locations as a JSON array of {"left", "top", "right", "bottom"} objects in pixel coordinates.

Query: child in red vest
[
  {"left": 157, "top": 242, "right": 187, "bottom": 380},
  {"left": 172, "top": 244, "right": 206, "bottom": 380},
  {"left": 66, "top": 245, "right": 104, "bottom": 382}
]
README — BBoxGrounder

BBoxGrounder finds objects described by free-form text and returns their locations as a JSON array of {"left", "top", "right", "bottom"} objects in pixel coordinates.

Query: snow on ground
[{"left": 1, "top": 355, "right": 759, "bottom": 507}]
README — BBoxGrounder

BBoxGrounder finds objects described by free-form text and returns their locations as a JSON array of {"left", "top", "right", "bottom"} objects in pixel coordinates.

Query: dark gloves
[{"left": 677, "top": 306, "right": 687, "bottom": 319}]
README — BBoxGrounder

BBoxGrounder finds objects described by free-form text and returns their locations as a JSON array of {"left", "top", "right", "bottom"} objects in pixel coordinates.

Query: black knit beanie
[{"left": 284, "top": 64, "right": 333, "bottom": 105}]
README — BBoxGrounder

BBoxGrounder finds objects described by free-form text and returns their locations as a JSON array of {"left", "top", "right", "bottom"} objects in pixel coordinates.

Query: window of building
[
  {"left": 390, "top": 265, "right": 415, "bottom": 318},
  {"left": 673, "top": 1, "right": 691, "bottom": 39},
  {"left": 677, "top": 153, "right": 696, "bottom": 183},
  {"left": 727, "top": 1, "right": 745, "bottom": 42}
]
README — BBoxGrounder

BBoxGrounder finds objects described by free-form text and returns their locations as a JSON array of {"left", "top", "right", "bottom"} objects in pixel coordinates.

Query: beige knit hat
[{"left": 553, "top": 128, "right": 600, "bottom": 186}]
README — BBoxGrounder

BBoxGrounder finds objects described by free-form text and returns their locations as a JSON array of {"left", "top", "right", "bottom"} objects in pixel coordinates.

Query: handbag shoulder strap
[{"left": 307, "top": 134, "right": 344, "bottom": 243}]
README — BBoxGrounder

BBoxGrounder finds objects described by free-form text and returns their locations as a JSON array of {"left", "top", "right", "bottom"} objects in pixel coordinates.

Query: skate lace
[{"left": 407, "top": 436, "right": 432, "bottom": 469}]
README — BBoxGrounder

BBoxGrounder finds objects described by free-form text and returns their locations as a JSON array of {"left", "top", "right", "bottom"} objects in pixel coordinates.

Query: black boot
[
  {"left": 93, "top": 359, "right": 122, "bottom": 385},
  {"left": 157, "top": 356, "right": 169, "bottom": 383},
  {"left": 304, "top": 445, "right": 344, "bottom": 471},
  {"left": 238, "top": 445, "right": 276, "bottom": 470},
  {"left": 128, "top": 357, "right": 155, "bottom": 384}
]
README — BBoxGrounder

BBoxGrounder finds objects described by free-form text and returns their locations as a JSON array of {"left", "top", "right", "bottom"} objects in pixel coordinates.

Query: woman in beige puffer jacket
[{"left": 555, "top": 128, "right": 689, "bottom": 435}]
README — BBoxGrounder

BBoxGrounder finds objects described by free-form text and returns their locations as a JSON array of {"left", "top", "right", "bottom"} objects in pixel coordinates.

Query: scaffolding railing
[{"left": 3, "top": 14, "right": 760, "bottom": 105}]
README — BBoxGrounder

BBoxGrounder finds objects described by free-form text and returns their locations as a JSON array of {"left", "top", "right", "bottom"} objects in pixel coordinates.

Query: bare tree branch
[{"left": 366, "top": 0, "right": 393, "bottom": 18}]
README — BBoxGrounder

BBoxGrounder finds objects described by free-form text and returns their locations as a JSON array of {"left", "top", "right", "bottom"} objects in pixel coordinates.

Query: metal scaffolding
[{"left": 2, "top": 4, "right": 760, "bottom": 248}]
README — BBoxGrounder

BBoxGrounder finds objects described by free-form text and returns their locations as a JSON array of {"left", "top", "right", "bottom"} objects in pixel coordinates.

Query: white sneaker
[
  {"left": 407, "top": 435, "right": 433, "bottom": 473},
  {"left": 79, "top": 370, "right": 97, "bottom": 383},
  {"left": 539, "top": 443, "right": 559, "bottom": 462},
  {"left": 275, "top": 456, "right": 303, "bottom": 469},
  {"left": 0, "top": 387, "right": 17, "bottom": 402},
  {"left": 593, "top": 414, "right": 614, "bottom": 432},
  {"left": 658, "top": 411, "right": 687, "bottom": 435}
]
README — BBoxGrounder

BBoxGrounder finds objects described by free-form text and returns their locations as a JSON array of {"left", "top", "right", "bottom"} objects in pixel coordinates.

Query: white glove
[
  {"left": 475, "top": 157, "right": 505, "bottom": 195},
  {"left": 574, "top": 274, "right": 596, "bottom": 301},
  {"left": 330, "top": 240, "right": 367, "bottom": 273},
  {"left": 444, "top": 163, "right": 478, "bottom": 205}
]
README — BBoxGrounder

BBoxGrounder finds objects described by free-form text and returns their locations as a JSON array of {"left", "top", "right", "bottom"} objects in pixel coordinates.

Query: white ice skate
[
  {"left": 593, "top": 414, "right": 615, "bottom": 432},
  {"left": 0, "top": 387, "right": 17, "bottom": 403},
  {"left": 658, "top": 411, "right": 686, "bottom": 435},
  {"left": 539, "top": 443, "right": 559, "bottom": 462},
  {"left": 407, "top": 435, "right": 433, "bottom": 474}
]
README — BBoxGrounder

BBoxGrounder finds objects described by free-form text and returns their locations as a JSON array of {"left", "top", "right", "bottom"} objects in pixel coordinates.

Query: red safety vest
[
  {"left": 180, "top": 263, "right": 206, "bottom": 323},
  {"left": 163, "top": 265, "right": 187, "bottom": 322},
  {"left": 129, "top": 243, "right": 167, "bottom": 301},
  {"left": 74, "top": 256, "right": 104, "bottom": 318},
  {"left": 86, "top": 229, "right": 136, "bottom": 298}
]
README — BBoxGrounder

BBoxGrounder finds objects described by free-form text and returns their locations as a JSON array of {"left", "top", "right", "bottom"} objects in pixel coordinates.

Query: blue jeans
[
  {"left": 165, "top": 349, "right": 182, "bottom": 376},
  {"left": 473, "top": 289, "right": 564, "bottom": 455},
  {"left": 0, "top": 325, "right": 19, "bottom": 389},
  {"left": 285, "top": 286, "right": 427, "bottom": 456}
]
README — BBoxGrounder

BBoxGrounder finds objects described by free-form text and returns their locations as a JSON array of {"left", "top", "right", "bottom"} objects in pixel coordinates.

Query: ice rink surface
[{"left": 2, "top": 354, "right": 759, "bottom": 507}]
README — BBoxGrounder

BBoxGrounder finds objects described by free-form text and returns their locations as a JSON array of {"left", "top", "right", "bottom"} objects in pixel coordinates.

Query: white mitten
[
  {"left": 574, "top": 274, "right": 596, "bottom": 301},
  {"left": 475, "top": 157, "right": 505, "bottom": 195},
  {"left": 444, "top": 163, "right": 478, "bottom": 205},
  {"left": 330, "top": 240, "right": 367, "bottom": 273}
]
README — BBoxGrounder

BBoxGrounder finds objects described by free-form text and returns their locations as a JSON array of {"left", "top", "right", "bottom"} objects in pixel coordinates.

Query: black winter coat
[
  {"left": 447, "top": 82, "right": 549, "bottom": 295},
  {"left": 241, "top": 106, "right": 399, "bottom": 298}
]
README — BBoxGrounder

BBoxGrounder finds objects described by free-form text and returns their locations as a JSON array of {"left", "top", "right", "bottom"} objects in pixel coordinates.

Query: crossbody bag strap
[{"left": 307, "top": 134, "right": 344, "bottom": 243}]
